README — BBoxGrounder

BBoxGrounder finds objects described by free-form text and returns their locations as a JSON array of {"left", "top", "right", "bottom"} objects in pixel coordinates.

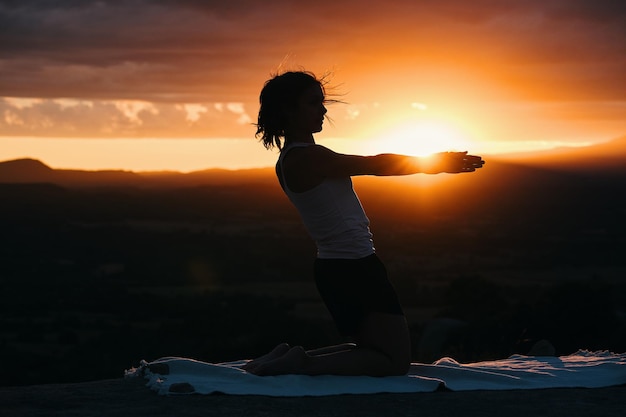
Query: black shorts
[{"left": 313, "top": 253, "right": 404, "bottom": 336}]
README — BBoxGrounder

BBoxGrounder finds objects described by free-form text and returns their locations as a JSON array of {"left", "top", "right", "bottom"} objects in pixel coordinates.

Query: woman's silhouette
[{"left": 243, "top": 71, "right": 484, "bottom": 376}]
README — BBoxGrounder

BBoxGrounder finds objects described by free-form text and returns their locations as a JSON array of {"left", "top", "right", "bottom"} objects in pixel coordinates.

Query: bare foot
[
  {"left": 250, "top": 346, "right": 308, "bottom": 376},
  {"left": 242, "top": 343, "right": 290, "bottom": 373}
]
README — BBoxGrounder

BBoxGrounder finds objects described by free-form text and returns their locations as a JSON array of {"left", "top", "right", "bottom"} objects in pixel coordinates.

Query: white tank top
[{"left": 277, "top": 143, "right": 374, "bottom": 259}]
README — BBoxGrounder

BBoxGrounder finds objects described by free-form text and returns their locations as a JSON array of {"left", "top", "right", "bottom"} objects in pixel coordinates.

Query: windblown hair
[{"left": 255, "top": 71, "right": 329, "bottom": 150}]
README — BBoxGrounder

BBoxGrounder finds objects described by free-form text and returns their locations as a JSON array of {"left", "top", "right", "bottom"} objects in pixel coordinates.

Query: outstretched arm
[
  {"left": 300, "top": 145, "right": 484, "bottom": 178},
  {"left": 361, "top": 151, "right": 484, "bottom": 175}
]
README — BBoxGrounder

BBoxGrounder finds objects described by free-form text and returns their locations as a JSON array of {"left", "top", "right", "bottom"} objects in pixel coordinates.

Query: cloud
[
  {"left": 178, "top": 104, "right": 208, "bottom": 123},
  {"left": 112, "top": 100, "right": 159, "bottom": 126},
  {"left": 4, "top": 97, "right": 44, "bottom": 109},
  {"left": 0, "top": 0, "right": 624, "bottom": 139},
  {"left": 0, "top": 96, "right": 255, "bottom": 138}
]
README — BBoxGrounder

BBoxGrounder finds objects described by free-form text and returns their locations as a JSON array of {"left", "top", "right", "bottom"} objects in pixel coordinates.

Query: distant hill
[
  {"left": 0, "top": 158, "right": 55, "bottom": 180},
  {"left": 0, "top": 158, "right": 275, "bottom": 187},
  {"left": 1, "top": 136, "right": 624, "bottom": 187},
  {"left": 494, "top": 135, "right": 626, "bottom": 172},
  {"left": 0, "top": 158, "right": 145, "bottom": 186},
  {"left": 140, "top": 167, "right": 276, "bottom": 186}
]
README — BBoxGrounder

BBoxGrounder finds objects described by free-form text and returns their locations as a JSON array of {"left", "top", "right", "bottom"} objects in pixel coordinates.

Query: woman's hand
[{"left": 420, "top": 151, "right": 485, "bottom": 174}]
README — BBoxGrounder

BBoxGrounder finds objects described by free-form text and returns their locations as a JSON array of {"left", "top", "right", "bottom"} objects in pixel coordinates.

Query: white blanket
[{"left": 125, "top": 350, "right": 626, "bottom": 396}]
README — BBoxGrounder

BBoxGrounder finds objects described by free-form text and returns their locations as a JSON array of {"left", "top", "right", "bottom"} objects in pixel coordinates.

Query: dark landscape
[{"left": 1, "top": 137, "right": 625, "bottom": 391}]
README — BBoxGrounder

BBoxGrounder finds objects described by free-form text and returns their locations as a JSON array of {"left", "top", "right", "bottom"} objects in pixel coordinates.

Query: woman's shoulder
[
  {"left": 280, "top": 144, "right": 330, "bottom": 192},
  {"left": 295, "top": 144, "right": 338, "bottom": 159},
  {"left": 283, "top": 143, "right": 331, "bottom": 162}
]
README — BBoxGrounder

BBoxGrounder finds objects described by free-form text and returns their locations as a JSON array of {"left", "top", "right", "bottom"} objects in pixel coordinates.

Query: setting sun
[{"left": 362, "top": 119, "right": 473, "bottom": 156}]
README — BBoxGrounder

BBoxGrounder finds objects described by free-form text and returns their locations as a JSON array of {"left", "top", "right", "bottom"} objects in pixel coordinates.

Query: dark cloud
[{"left": 0, "top": 0, "right": 624, "bottom": 104}]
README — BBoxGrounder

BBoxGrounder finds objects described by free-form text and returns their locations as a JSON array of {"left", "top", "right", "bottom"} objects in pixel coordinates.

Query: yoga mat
[{"left": 125, "top": 350, "right": 626, "bottom": 396}]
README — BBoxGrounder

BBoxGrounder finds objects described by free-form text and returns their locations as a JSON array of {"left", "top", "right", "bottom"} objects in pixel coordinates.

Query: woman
[{"left": 243, "top": 71, "right": 484, "bottom": 376}]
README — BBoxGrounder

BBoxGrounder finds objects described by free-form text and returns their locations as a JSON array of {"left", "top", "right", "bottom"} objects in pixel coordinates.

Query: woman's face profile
[{"left": 287, "top": 84, "right": 327, "bottom": 135}]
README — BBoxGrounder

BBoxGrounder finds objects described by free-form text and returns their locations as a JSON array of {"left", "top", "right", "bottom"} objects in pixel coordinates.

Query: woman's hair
[{"left": 255, "top": 71, "right": 327, "bottom": 150}]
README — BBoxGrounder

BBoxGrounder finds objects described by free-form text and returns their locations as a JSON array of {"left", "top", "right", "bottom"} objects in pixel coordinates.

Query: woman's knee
[
  {"left": 356, "top": 312, "right": 412, "bottom": 374},
  {"left": 357, "top": 312, "right": 410, "bottom": 343},
  {"left": 390, "top": 352, "right": 411, "bottom": 375},
  {"left": 365, "top": 343, "right": 410, "bottom": 376}
]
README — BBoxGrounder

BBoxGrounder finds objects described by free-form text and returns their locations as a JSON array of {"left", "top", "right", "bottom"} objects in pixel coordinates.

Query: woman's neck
[{"left": 285, "top": 133, "right": 315, "bottom": 146}]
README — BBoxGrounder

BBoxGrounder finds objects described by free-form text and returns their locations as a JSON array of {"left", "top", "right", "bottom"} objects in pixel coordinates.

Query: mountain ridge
[
  {"left": 494, "top": 135, "right": 626, "bottom": 165},
  {"left": 1, "top": 136, "right": 624, "bottom": 187},
  {"left": 0, "top": 158, "right": 275, "bottom": 187}
]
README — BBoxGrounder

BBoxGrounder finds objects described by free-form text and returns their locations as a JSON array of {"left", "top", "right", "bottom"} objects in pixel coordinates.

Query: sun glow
[{"left": 362, "top": 119, "right": 473, "bottom": 156}]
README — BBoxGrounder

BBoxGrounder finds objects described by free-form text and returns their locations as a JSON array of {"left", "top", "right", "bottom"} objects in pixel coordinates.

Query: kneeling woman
[{"left": 243, "top": 71, "right": 484, "bottom": 376}]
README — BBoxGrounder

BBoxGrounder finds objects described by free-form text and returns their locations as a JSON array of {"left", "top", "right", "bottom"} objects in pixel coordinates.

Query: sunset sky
[{"left": 1, "top": 0, "right": 625, "bottom": 172}]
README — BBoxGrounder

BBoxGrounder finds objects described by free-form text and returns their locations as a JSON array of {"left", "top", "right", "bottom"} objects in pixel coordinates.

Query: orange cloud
[
  {"left": 0, "top": 0, "right": 623, "bottom": 102},
  {"left": 0, "top": 0, "right": 623, "bottom": 151},
  {"left": 0, "top": 97, "right": 255, "bottom": 138}
]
